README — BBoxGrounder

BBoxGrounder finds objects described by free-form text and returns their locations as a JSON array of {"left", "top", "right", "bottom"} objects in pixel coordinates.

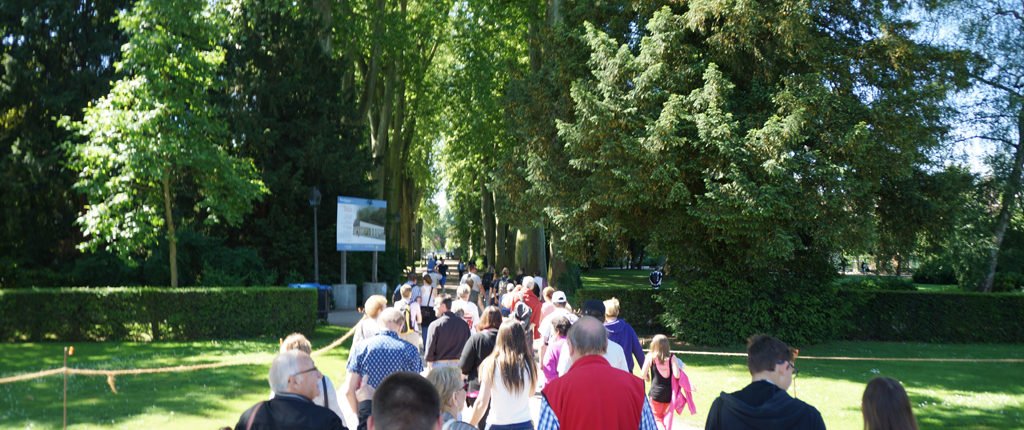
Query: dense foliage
[
  {"left": 838, "top": 289, "right": 1024, "bottom": 342},
  {"left": 579, "top": 286, "right": 1024, "bottom": 344},
  {"left": 0, "top": 287, "right": 316, "bottom": 341},
  {"left": 833, "top": 275, "right": 917, "bottom": 291}
]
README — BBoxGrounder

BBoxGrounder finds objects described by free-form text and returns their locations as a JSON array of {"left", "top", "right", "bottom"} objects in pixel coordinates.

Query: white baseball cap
[{"left": 552, "top": 291, "right": 567, "bottom": 304}]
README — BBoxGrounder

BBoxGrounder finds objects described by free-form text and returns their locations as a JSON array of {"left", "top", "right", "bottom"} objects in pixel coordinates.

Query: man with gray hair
[
  {"left": 235, "top": 350, "right": 346, "bottom": 430},
  {"left": 345, "top": 307, "right": 423, "bottom": 417},
  {"left": 538, "top": 316, "right": 657, "bottom": 430}
]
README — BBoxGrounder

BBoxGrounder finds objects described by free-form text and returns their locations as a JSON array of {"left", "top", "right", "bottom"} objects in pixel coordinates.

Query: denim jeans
[{"left": 487, "top": 421, "right": 534, "bottom": 430}]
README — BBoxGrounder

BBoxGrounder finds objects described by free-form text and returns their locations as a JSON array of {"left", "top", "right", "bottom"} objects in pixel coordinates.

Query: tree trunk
[
  {"left": 515, "top": 226, "right": 547, "bottom": 275},
  {"left": 482, "top": 184, "right": 496, "bottom": 268},
  {"left": 981, "top": 111, "right": 1024, "bottom": 292},
  {"left": 548, "top": 228, "right": 568, "bottom": 287},
  {"left": 496, "top": 219, "right": 508, "bottom": 270},
  {"left": 161, "top": 174, "right": 178, "bottom": 288}
]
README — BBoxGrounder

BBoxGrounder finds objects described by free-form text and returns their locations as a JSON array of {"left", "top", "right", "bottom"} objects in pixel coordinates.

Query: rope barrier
[
  {"left": 669, "top": 349, "right": 1024, "bottom": 363},
  {"left": 0, "top": 327, "right": 358, "bottom": 393}
]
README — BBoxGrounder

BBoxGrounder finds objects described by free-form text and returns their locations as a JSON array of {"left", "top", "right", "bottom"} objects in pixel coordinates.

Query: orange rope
[
  {"left": 0, "top": 328, "right": 356, "bottom": 392},
  {"left": 668, "top": 350, "right": 1024, "bottom": 363}
]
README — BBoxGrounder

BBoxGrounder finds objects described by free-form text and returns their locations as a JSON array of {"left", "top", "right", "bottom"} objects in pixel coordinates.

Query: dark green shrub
[
  {"left": 837, "top": 289, "right": 1024, "bottom": 342},
  {"left": 659, "top": 266, "right": 842, "bottom": 346},
  {"left": 912, "top": 259, "right": 957, "bottom": 285},
  {"left": 833, "top": 275, "right": 916, "bottom": 291},
  {"left": 992, "top": 272, "right": 1024, "bottom": 293},
  {"left": 575, "top": 287, "right": 665, "bottom": 334},
  {"left": 0, "top": 287, "right": 316, "bottom": 342}
]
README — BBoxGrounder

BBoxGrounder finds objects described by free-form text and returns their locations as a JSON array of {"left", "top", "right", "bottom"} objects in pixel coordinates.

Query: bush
[
  {"left": 912, "top": 259, "right": 957, "bottom": 285},
  {"left": 660, "top": 265, "right": 843, "bottom": 346},
  {"left": 837, "top": 289, "right": 1024, "bottom": 342},
  {"left": 992, "top": 272, "right": 1024, "bottom": 293},
  {"left": 0, "top": 287, "right": 316, "bottom": 342},
  {"left": 575, "top": 287, "right": 665, "bottom": 335},
  {"left": 833, "top": 275, "right": 916, "bottom": 291}
]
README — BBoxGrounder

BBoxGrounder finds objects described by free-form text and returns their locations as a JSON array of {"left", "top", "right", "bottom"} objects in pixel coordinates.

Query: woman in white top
[
  {"left": 351, "top": 295, "right": 388, "bottom": 347},
  {"left": 469, "top": 320, "right": 537, "bottom": 430}
]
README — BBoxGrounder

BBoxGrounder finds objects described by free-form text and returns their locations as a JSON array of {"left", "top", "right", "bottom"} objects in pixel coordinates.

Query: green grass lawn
[
  {"left": 580, "top": 269, "right": 651, "bottom": 289},
  {"left": 914, "top": 283, "right": 961, "bottom": 292},
  {"left": 657, "top": 341, "right": 1024, "bottom": 429},
  {"left": 0, "top": 325, "right": 352, "bottom": 430},
  {"left": 2, "top": 326, "right": 1022, "bottom": 429}
]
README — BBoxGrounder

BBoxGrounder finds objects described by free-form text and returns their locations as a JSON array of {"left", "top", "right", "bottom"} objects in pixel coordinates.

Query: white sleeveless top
[{"left": 487, "top": 364, "right": 534, "bottom": 426}]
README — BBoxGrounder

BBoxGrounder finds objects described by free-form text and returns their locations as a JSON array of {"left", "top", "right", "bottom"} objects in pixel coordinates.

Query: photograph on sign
[{"left": 336, "top": 196, "right": 387, "bottom": 251}]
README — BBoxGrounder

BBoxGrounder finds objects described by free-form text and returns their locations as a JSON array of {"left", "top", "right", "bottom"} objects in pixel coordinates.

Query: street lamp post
[{"left": 309, "top": 187, "right": 322, "bottom": 285}]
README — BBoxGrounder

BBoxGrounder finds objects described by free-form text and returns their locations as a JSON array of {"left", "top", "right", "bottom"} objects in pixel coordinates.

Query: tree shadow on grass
[{"left": 0, "top": 362, "right": 270, "bottom": 428}]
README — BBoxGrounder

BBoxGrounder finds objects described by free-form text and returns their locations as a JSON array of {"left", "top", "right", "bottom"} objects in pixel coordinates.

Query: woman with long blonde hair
[
  {"left": 641, "top": 334, "right": 683, "bottom": 429},
  {"left": 468, "top": 320, "right": 537, "bottom": 430}
]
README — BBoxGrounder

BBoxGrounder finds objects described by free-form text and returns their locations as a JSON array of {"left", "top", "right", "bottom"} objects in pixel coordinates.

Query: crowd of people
[{"left": 233, "top": 261, "right": 921, "bottom": 430}]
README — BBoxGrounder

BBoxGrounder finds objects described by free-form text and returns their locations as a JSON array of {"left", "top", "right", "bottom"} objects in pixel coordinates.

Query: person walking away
[
  {"left": 538, "top": 291, "right": 578, "bottom": 363},
  {"left": 392, "top": 272, "right": 420, "bottom": 305},
  {"left": 452, "top": 284, "right": 480, "bottom": 333},
  {"left": 538, "top": 316, "right": 658, "bottom": 430},
  {"left": 420, "top": 274, "right": 439, "bottom": 346},
  {"left": 862, "top": 377, "right": 918, "bottom": 430},
  {"left": 459, "top": 306, "right": 502, "bottom": 430},
  {"left": 366, "top": 371, "right": 443, "bottom": 430},
  {"left": 460, "top": 263, "right": 483, "bottom": 304},
  {"left": 394, "top": 285, "right": 424, "bottom": 352},
  {"left": 236, "top": 350, "right": 345, "bottom": 430},
  {"left": 468, "top": 320, "right": 538, "bottom": 430},
  {"left": 424, "top": 296, "right": 471, "bottom": 370},
  {"left": 437, "top": 259, "right": 449, "bottom": 289},
  {"left": 541, "top": 316, "right": 571, "bottom": 388},
  {"left": 344, "top": 308, "right": 423, "bottom": 416},
  {"left": 427, "top": 366, "right": 478, "bottom": 430},
  {"left": 458, "top": 259, "right": 467, "bottom": 280},
  {"left": 274, "top": 333, "right": 347, "bottom": 426},
  {"left": 705, "top": 334, "right": 824, "bottom": 430},
  {"left": 640, "top": 334, "right": 695, "bottom": 430},
  {"left": 556, "top": 299, "right": 628, "bottom": 375},
  {"left": 604, "top": 297, "right": 645, "bottom": 373},
  {"left": 352, "top": 295, "right": 388, "bottom": 349},
  {"left": 481, "top": 266, "right": 496, "bottom": 307}
]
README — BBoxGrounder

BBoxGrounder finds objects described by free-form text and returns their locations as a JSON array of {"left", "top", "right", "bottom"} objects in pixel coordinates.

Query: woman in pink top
[{"left": 541, "top": 315, "right": 572, "bottom": 385}]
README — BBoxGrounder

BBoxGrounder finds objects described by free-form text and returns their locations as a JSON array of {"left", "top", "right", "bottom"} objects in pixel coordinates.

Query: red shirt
[
  {"left": 542, "top": 355, "right": 647, "bottom": 430},
  {"left": 511, "top": 287, "right": 543, "bottom": 339}
]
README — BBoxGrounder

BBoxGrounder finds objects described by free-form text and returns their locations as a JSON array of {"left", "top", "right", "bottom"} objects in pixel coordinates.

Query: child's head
[{"left": 650, "top": 334, "right": 670, "bottom": 362}]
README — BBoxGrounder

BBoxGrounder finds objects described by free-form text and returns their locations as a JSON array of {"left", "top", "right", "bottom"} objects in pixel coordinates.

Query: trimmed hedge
[
  {"left": 575, "top": 288, "right": 666, "bottom": 335},
  {"left": 0, "top": 287, "right": 316, "bottom": 342},
  {"left": 833, "top": 275, "right": 916, "bottom": 291},
  {"left": 575, "top": 287, "right": 1024, "bottom": 344},
  {"left": 837, "top": 289, "right": 1024, "bottom": 343}
]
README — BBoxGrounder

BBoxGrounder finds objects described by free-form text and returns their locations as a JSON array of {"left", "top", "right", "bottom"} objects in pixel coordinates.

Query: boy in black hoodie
[{"left": 706, "top": 334, "right": 826, "bottom": 430}]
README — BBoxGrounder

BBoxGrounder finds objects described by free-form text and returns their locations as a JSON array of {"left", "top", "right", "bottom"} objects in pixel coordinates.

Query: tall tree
[
  {"left": 941, "top": 0, "right": 1024, "bottom": 292},
  {"left": 555, "top": 2, "right": 964, "bottom": 343},
  {"left": 339, "top": 0, "right": 451, "bottom": 270},
  {"left": 219, "top": 0, "right": 370, "bottom": 283},
  {"left": 63, "top": 0, "right": 266, "bottom": 287},
  {"left": 0, "top": 0, "right": 129, "bottom": 285}
]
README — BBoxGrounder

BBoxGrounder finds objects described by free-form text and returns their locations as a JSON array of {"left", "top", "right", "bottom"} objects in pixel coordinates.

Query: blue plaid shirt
[
  {"left": 345, "top": 330, "right": 422, "bottom": 387},
  {"left": 537, "top": 395, "right": 658, "bottom": 430}
]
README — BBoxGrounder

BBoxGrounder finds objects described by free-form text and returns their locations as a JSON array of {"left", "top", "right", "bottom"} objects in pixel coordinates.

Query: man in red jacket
[{"left": 537, "top": 316, "right": 658, "bottom": 430}]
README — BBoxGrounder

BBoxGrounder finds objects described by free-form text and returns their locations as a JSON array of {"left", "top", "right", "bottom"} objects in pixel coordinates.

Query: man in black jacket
[
  {"left": 424, "top": 296, "right": 471, "bottom": 369},
  {"left": 235, "top": 349, "right": 346, "bottom": 429},
  {"left": 706, "top": 335, "right": 825, "bottom": 430}
]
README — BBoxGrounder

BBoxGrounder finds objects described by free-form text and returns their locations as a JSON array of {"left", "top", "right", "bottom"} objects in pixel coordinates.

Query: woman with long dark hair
[
  {"left": 862, "top": 376, "right": 918, "bottom": 430},
  {"left": 468, "top": 320, "right": 537, "bottom": 430}
]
